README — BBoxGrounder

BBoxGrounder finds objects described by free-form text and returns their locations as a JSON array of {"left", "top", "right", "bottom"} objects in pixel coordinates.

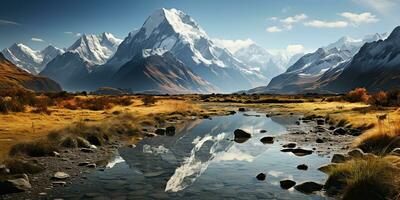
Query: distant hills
[
  {"left": 0, "top": 53, "right": 61, "bottom": 92},
  {"left": 2, "top": 8, "right": 400, "bottom": 94}
]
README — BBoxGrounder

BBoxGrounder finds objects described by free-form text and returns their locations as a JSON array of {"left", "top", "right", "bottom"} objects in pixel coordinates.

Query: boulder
[
  {"left": 234, "top": 129, "right": 251, "bottom": 143},
  {"left": 280, "top": 180, "right": 296, "bottom": 190},
  {"left": 291, "top": 148, "right": 313, "bottom": 156},
  {"left": 260, "top": 137, "right": 274, "bottom": 144},
  {"left": 347, "top": 148, "right": 364, "bottom": 158},
  {"left": 333, "top": 128, "right": 347, "bottom": 135},
  {"left": 256, "top": 173, "right": 266, "bottom": 181},
  {"left": 238, "top": 108, "right": 246, "bottom": 112},
  {"left": 165, "top": 126, "right": 176, "bottom": 136},
  {"left": 316, "top": 138, "right": 324, "bottom": 143},
  {"left": 0, "top": 165, "right": 10, "bottom": 175},
  {"left": 52, "top": 172, "right": 70, "bottom": 180},
  {"left": 316, "top": 119, "right": 325, "bottom": 125},
  {"left": 155, "top": 129, "right": 166, "bottom": 135},
  {"left": 0, "top": 174, "right": 31, "bottom": 195},
  {"left": 297, "top": 164, "right": 308, "bottom": 170},
  {"left": 282, "top": 143, "right": 296, "bottom": 148},
  {"left": 259, "top": 130, "right": 267, "bottom": 133},
  {"left": 331, "top": 154, "right": 347, "bottom": 163},
  {"left": 318, "top": 163, "right": 338, "bottom": 174},
  {"left": 86, "top": 163, "right": 96, "bottom": 168},
  {"left": 294, "top": 182, "right": 323, "bottom": 194},
  {"left": 228, "top": 111, "right": 236, "bottom": 115}
]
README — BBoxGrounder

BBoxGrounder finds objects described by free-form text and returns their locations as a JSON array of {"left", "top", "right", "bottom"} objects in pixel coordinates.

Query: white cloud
[
  {"left": 64, "top": 31, "right": 82, "bottom": 37},
  {"left": 280, "top": 14, "right": 308, "bottom": 25},
  {"left": 0, "top": 19, "right": 20, "bottom": 26},
  {"left": 212, "top": 38, "right": 254, "bottom": 53},
  {"left": 339, "top": 12, "right": 379, "bottom": 24},
  {"left": 286, "top": 44, "right": 305, "bottom": 55},
  {"left": 266, "top": 26, "right": 283, "bottom": 33},
  {"left": 31, "top": 38, "right": 45, "bottom": 43},
  {"left": 304, "top": 20, "right": 348, "bottom": 28}
]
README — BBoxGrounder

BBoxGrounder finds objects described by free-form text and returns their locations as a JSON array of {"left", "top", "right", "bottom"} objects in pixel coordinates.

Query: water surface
[{"left": 52, "top": 112, "right": 333, "bottom": 200}]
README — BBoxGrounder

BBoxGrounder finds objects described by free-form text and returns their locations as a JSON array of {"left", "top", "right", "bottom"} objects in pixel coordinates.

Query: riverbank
[{"left": 1, "top": 94, "right": 399, "bottom": 199}]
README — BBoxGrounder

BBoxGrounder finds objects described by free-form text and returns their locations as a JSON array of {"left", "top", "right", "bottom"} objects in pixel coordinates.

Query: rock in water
[
  {"left": 297, "top": 164, "right": 308, "bottom": 170},
  {"left": 291, "top": 148, "right": 313, "bottom": 156},
  {"left": 282, "top": 143, "right": 296, "bottom": 148},
  {"left": 238, "top": 108, "right": 246, "bottom": 112},
  {"left": 260, "top": 137, "right": 274, "bottom": 144},
  {"left": 256, "top": 173, "right": 266, "bottom": 181},
  {"left": 166, "top": 126, "right": 176, "bottom": 136},
  {"left": 294, "top": 182, "right": 323, "bottom": 194},
  {"left": 234, "top": 129, "right": 251, "bottom": 143},
  {"left": 280, "top": 180, "right": 296, "bottom": 189}
]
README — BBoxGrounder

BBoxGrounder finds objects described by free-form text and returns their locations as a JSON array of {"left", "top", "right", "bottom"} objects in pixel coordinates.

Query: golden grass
[
  {"left": 325, "top": 156, "right": 400, "bottom": 199},
  {"left": 0, "top": 96, "right": 210, "bottom": 161}
]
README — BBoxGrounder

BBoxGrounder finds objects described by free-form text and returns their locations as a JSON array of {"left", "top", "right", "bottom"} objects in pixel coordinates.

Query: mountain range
[
  {"left": 2, "top": 44, "right": 64, "bottom": 74},
  {"left": 2, "top": 8, "right": 400, "bottom": 94},
  {"left": 247, "top": 33, "right": 390, "bottom": 94}
]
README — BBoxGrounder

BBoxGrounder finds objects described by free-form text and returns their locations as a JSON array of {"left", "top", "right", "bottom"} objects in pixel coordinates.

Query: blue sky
[{"left": 1, "top": 0, "right": 399, "bottom": 54}]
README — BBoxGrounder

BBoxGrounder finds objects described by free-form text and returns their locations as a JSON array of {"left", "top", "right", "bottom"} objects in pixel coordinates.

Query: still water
[{"left": 51, "top": 112, "right": 333, "bottom": 200}]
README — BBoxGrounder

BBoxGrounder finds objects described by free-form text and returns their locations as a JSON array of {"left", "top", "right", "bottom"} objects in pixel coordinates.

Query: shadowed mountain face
[
  {"left": 110, "top": 52, "right": 215, "bottom": 94},
  {"left": 0, "top": 53, "right": 62, "bottom": 92},
  {"left": 247, "top": 32, "right": 389, "bottom": 94},
  {"left": 323, "top": 26, "right": 400, "bottom": 93}
]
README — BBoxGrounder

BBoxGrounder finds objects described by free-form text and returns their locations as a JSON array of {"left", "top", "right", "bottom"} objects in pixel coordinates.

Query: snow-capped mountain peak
[
  {"left": 67, "top": 33, "right": 121, "bottom": 65},
  {"left": 143, "top": 8, "right": 207, "bottom": 42},
  {"left": 1, "top": 43, "right": 64, "bottom": 74}
]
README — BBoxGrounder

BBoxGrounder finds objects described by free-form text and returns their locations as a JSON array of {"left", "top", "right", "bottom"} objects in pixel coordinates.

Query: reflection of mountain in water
[{"left": 120, "top": 113, "right": 287, "bottom": 193}]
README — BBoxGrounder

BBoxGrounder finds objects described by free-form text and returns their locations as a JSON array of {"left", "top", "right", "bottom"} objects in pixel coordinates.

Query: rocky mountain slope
[{"left": 0, "top": 53, "right": 62, "bottom": 92}]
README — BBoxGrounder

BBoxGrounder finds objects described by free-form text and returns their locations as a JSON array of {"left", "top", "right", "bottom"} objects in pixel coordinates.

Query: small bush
[
  {"left": 141, "top": 96, "right": 157, "bottom": 106},
  {"left": 9, "top": 140, "right": 58, "bottom": 157},
  {"left": 31, "top": 102, "right": 52, "bottom": 115},
  {"left": 0, "top": 98, "right": 25, "bottom": 113},
  {"left": 344, "top": 88, "right": 369, "bottom": 103},
  {"left": 4, "top": 159, "right": 44, "bottom": 174}
]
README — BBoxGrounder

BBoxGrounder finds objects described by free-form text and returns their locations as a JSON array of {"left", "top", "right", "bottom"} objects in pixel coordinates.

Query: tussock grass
[
  {"left": 9, "top": 139, "right": 58, "bottom": 157},
  {"left": 3, "top": 158, "right": 44, "bottom": 175},
  {"left": 355, "top": 120, "right": 400, "bottom": 155},
  {"left": 325, "top": 156, "right": 400, "bottom": 199}
]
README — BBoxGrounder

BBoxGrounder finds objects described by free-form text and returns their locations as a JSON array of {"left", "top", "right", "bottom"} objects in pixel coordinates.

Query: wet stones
[
  {"left": 228, "top": 111, "right": 236, "bottom": 115},
  {"left": 0, "top": 174, "right": 31, "bottom": 195},
  {"left": 297, "top": 164, "right": 308, "bottom": 170},
  {"left": 294, "top": 182, "right": 323, "bottom": 194},
  {"left": 238, "top": 108, "right": 246, "bottom": 112},
  {"left": 282, "top": 143, "right": 296, "bottom": 148},
  {"left": 280, "top": 180, "right": 296, "bottom": 190},
  {"left": 259, "top": 130, "right": 267, "bottom": 133},
  {"left": 281, "top": 148, "right": 312, "bottom": 156},
  {"left": 316, "top": 119, "right": 325, "bottom": 125},
  {"left": 155, "top": 129, "right": 166, "bottom": 135},
  {"left": 260, "top": 137, "right": 274, "bottom": 144},
  {"left": 331, "top": 154, "right": 347, "bottom": 163},
  {"left": 347, "top": 148, "right": 364, "bottom": 158},
  {"left": 165, "top": 126, "right": 176, "bottom": 136},
  {"left": 80, "top": 148, "right": 95, "bottom": 153},
  {"left": 52, "top": 172, "right": 70, "bottom": 180},
  {"left": 256, "top": 173, "right": 266, "bottom": 181},
  {"left": 316, "top": 138, "right": 324, "bottom": 143},
  {"left": 333, "top": 128, "right": 348, "bottom": 135},
  {"left": 234, "top": 129, "right": 251, "bottom": 143}
]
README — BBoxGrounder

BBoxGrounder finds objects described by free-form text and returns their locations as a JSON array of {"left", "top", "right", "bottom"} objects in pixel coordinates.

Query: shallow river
[{"left": 51, "top": 112, "right": 334, "bottom": 200}]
